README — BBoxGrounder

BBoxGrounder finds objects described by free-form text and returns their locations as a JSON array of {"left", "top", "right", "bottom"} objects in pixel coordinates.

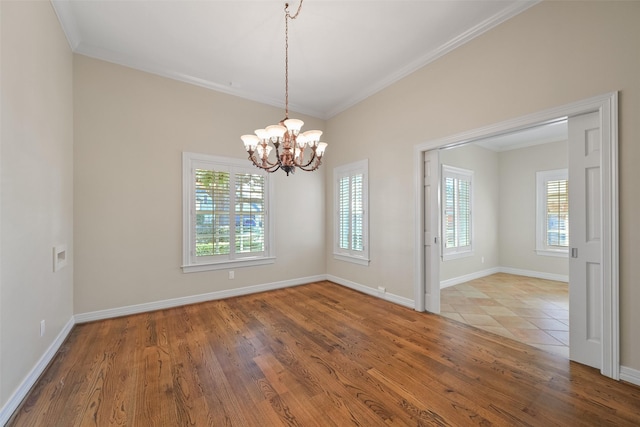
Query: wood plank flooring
[{"left": 8, "top": 281, "right": 640, "bottom": 426}]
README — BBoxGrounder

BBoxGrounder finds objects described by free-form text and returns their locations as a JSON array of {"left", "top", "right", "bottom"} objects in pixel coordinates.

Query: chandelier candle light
[{"left": 241, "top": 0, "right": 327, "bottom": 176}]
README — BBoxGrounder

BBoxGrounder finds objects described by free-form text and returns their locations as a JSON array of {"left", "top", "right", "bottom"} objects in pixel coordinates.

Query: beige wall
[
  {"left": 73, "top": 55, "right": 326, "bottom": 314},
  {"left": 0, "top": 0, "right": 74, "bottom": 405},
  {"left": 439, "top": 144, "right": 500, "bottom": 281},
  {"left": 438, "top": 141, "right": 569, "bottom": 282},
  {"left": 325, "top": 2, "right": 640, "bottom": 370},
  {"left": 499, "top": 141, "right": 569, "bottom": 275}
]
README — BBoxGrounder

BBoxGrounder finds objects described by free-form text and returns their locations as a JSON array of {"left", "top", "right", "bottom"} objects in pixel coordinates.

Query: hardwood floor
[{"left": 8, "top": 281, "right": 640, "bottom": 426}]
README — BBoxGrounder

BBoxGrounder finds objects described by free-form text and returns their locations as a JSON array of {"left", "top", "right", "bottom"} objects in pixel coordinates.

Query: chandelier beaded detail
[{"left": 240, "top": 0, "right": 327, "bottom": 176}]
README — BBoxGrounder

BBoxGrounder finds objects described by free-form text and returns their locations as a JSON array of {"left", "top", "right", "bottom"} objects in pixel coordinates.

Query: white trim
[
  {"left": 325, "top": 1, "right": 540, "bottom": 118},
  {"left": 414, "top": 92, "right": 619, "bottom": 380},
  {"left": 332, "top": 253, "right": 370, "bottom": 266},
  {"left": 440, "top": 267, "right": 501, "bottom": 289},
  {"left": 71, "top": 43, "right": 324, "bottom": 119},
  {"left": 439, "top": 267, "right": 567, "bottom": 289},
  {"left": 75, "top": 275, "right": 325, "bottom": 323},
  {"left": 327, "top": 275, "right": 414, "bottom": 309},
  {"left": 498, "top": 267, "right": 568, "bottom": 283},
  {"left": 535, "top": 249, "right": 568, "bottom": 258},
  {"left": 182, "top": 152, "right": 274, "bottom": 273},
  {"left": 181, "top": 256, "right": 275, "bottom": 273},
  {"left": 620, "top": 366, "right": 640, "bottom": 387},
  {"left": 50, "top": 0, "right": 81, "bottom": 50},
  {"left": 0, "top": 317, "right": 75, "bottom": 426},
  {"left": 51, "top": 1, "right": 538, "bottom": 120}
]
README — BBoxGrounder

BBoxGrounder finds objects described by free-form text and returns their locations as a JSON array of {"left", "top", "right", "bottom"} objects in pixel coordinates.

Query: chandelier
[{"left": 240, "top": 0, "right": 327, "bottom": 176}]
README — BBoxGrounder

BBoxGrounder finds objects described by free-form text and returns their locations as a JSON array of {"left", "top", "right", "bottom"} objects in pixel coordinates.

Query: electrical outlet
[
  {"left": 229, "top": 270, "right": 235, "bottom": 280},
  {"left": 481, "top": 256, "right": 485, "bottom": 264},
  {"left": 40, "top": 320, "right": 46, "bottom": 337}
]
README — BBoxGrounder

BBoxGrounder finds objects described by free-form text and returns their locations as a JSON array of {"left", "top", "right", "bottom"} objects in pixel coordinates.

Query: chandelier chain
[
  {"left": 240, "top": 0, "right": 326, "bottom": 176},
  {"left": 284, "top": 0, "right": 303, "bottom": 118}
]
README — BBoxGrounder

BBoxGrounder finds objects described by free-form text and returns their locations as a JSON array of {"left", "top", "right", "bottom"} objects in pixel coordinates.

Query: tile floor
[{"left": 440, "top": 273, "right": 569, "bottom": 357}]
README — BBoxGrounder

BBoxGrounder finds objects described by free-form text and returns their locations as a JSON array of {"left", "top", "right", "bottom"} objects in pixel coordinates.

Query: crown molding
[
  {"left": 74, "top": 42, "right": 326, "bottom": 119},
  {"left": 325, "top": 1, "right": 541, "bottom": 118},
  {"left": 50, "top": 0, "right": 81, "bottom": 50},
  {"left": 51, "top": 0, "right": 539, "bottom": 120}
]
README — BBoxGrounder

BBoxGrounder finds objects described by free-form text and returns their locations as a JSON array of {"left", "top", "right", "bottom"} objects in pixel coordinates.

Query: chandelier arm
[
  {"left": 297, "top": 160, "right": 322, "bottom": 172},
  {"left": 249, "top": 155, "right": 281, "bottom": 173},
  {"left": 296, "top": 151, "right": 319, "bottom": 169},
  {"left": 248, "top": 152, "right": 278, "bottom": 169}
]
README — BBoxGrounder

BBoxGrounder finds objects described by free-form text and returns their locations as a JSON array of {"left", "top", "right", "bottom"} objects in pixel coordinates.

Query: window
[
  {"left": 334, "top": 159, "right": 369, "bottom": 265},
  {"left": 442, "top": 165, "right": 473, "bottom": 260},
  {"left": 182, "top": 152, "right": 274, "bottom": 272},
  {"left": 536, "top": 169, "right": 569, "bottom": 257}
]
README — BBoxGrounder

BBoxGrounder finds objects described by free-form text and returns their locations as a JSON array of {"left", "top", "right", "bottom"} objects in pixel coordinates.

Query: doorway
[{"left": 413, "top": 92, "right": 619, "bottom": 379}]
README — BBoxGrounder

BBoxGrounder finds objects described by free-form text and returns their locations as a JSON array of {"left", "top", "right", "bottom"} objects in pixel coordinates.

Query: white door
[
  {"left": 424, "top": 150, "right": 440, "bottom": 313},
  {"left": 568, "top": 111, "right": 601, "bottom": 369}
]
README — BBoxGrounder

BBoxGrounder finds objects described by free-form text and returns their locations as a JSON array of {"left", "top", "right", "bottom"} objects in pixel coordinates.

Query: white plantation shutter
[
  {"left": 334, "top": 160, "right": 369, "bottom": 265},
  {"left": 235, "top": 173, "right": 265, "bottom": 254},
  {"left": 350, "top": 173, "right": 364, "bottom": 251},
  {"left": 536, "top": 169, "right": 569, "bottom": 256},
  {"left": 338, "top": 176, "right": 350, "bottom": 250},
  {"left": 195, "top": 169, "right": 230, "bottom": 256},
  {"left": 183, "top": 153, "right": 273, "bottom": 273},
  {"left": 545, "top": 178, "right": 569, "bottom": 247},
  {"left": 442, "top": 165, "right": 473, "bottom": 259}
]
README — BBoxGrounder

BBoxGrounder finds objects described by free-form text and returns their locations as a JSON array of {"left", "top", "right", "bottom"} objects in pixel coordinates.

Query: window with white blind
[
  {"left": 536, "top": 169, "right": 569, "bottom": 257},
  {"left": 334, "top": 159, "right": 369, "bottom": 265},
  {"left": 442, "top": 165, "right": 473, "bottom": 260},
  {"left": 182, "top": 152, "right": 274, "bottom": 272}
]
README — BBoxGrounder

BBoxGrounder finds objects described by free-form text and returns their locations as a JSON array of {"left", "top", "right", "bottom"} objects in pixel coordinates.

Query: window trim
[
  {"left": 182, "top": 152, "right": 275, "bottom": 273},
  {"left": 536, "top": 168, "right": 569, "bottom": 258},
  {"left": 441, "top": 164, "right": 474, "bottom": 261},
  {"left": 333, "top": 159, "right": 369, "bottom": 266}
]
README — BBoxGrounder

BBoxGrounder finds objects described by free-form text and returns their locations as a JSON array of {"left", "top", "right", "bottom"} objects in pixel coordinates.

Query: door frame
[{"left": 413, "top": 92, "right": 619, "bottom": 379}]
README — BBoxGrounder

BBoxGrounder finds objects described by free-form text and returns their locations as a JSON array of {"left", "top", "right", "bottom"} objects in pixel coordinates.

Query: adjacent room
[
  {"left": 437, "top": 124, "right": 571, "bottom": 357},
  {"left": 2, "top": 0, "right": 640, "bottom": 425}
]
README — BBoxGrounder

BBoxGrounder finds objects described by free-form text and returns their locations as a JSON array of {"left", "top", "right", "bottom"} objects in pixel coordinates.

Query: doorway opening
[
  {"left": 435, "top": 122, "right": 570, "bottom": 357},
  {"left": 413, "top": 92, "right": 619, "bottom": 379}
]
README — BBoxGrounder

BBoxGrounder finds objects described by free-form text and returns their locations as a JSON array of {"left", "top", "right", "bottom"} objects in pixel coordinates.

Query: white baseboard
[
  {"left": 0, "top": 316, "right": 75, "bottom": 426},
  {"left": 498, "top": 267, "right": 568, "bottom": 283},
  {"left": 326, "top": 275, "right": 414, "bottom": 309},
  {"left": 440, "top": 266, "right": 568, "bottom": 289},
  {"left": 75, "top": 274, "right": 416, "bottom": 325},
  {"left": 74, "top": 275, "right": 327, "bottom": 323},
  {"left": 440, "top": 267, "right": 501, "bottom": 289},
  {"left": 620, "top": 365, "right": 640, "bottom": 387}
]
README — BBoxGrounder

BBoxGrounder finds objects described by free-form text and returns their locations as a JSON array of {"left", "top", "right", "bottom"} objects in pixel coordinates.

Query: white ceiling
[
  {"left": 475, "top": 119, "right": 568, "bottom": 152},
  {"left": 52, "top": 0, "right": 539, "bottom": 119}
]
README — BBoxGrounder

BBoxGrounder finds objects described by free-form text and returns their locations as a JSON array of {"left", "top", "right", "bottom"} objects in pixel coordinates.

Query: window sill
[
  {"left": 535, "top": 249, "right": 568, "bottom": 258},
  {"left": 442, "top": 250, "right": 474, "bottom": 262},
  {"left": 182, "top": 256, "right": 275, "bottom": 273},
  {"left": 333, "top": 253, "right": 370, "bottom": 266}
]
